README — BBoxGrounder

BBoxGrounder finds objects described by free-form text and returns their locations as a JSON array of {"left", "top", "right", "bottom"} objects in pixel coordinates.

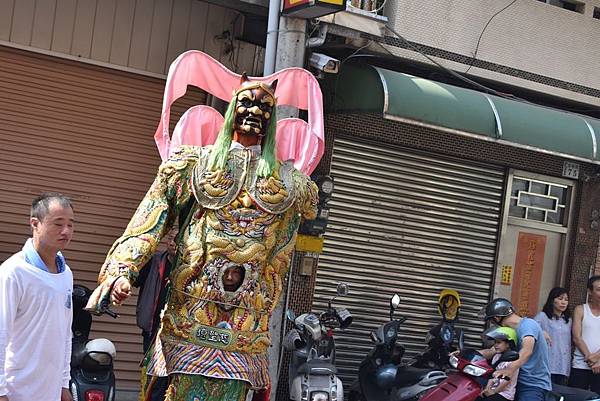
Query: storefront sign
[
  {"left": 295, "top": 234, "right": 324, "bottom": 253},
  {"left": 511, "top": 232, "right": 547, "bottom": 317},
  {"left": 282, "top": 0, "right": 346, "bottom": 18},
  {"left": 500, "top": 265, "right": 513, "bottom": 285}
]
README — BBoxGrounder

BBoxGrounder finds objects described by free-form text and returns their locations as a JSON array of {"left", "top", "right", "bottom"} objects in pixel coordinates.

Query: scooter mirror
[
  {"left": 390, "top": 294, "right": 401, "bottom": 310},
  {"left": 286, "top": 309, "right": 296, "bottom": 322},
  {"left": 336, "top": 282, "right": 349, "bottom": 297}
]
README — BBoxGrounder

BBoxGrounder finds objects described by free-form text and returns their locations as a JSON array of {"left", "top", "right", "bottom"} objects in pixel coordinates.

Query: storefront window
[
  {"left": 508, "top": 176, "right": 570, "bottom": 225},
  {"left": 509, "top": 198, "right": 526, "bottom": 218}
]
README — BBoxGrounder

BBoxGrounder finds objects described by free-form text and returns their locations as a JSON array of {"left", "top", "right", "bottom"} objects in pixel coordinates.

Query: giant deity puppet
[{"left": 86, "top": 51, "right": 324, "bottom": 401}]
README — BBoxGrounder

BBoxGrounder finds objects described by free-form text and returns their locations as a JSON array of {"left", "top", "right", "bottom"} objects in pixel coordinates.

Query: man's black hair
[
  {"left": 31, "top": 192, "right": 73, "bottom": 221},
  {"left": 588, "top": 275, "right": 600, "bottom": 290}
]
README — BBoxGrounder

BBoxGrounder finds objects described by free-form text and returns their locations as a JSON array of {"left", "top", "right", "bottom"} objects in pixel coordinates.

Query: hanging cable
[
  {"left": 376, "top": 29, "right": 600, "bottom": 117},
  {"left": 382, "top": 24, "right": 517, "bottom": 99},
  {"left": 464, "top": 0, "right": 519, "bottom": 74}
]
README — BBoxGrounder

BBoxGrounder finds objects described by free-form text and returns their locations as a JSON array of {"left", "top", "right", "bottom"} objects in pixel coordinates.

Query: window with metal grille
[{"left": 508, "top": 176, "right": 571, "bottom": 225}]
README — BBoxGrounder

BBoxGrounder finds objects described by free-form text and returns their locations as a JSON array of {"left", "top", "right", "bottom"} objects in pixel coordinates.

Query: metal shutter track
[
  {"left": 0, "top": 46, "right": 205, "bottom": 390},
  {"left": 312, "top": 137, "right": 505, "bottom": 386}
]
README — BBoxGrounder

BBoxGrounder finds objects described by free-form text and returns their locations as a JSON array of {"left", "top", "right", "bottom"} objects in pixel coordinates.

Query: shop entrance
[{"left": 495, "top": 170, "right": 576, "bottom": 316}]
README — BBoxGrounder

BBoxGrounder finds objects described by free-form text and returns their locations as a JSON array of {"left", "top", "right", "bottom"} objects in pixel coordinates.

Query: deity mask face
[{"left": 232, "top": 74, "right": 277, "bottom": 141}]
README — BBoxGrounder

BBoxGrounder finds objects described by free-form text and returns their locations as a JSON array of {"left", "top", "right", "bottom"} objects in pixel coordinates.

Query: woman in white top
[
  {"left": 569, "top": 275, "right": 600, "bottom": 394},
  {"left": 534, "top": 287, "right": 572, "bottom": 386}
]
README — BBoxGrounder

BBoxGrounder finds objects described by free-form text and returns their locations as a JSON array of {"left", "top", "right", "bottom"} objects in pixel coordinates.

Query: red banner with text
[{"left": 511, "top": 232, "right": 547, "bottom": 317}]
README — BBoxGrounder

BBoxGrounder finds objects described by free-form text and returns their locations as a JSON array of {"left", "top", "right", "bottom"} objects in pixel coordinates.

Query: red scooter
[{"left": 419, "top": 343, "right": 518, "bottom": 401}]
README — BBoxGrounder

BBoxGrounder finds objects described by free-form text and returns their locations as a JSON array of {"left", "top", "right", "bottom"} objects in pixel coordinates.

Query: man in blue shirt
[{"left": 481, "top": 298, "right": 552, "bottom": 401}]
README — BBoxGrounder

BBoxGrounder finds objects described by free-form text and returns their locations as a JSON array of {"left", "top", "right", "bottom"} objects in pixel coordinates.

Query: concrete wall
[
  {"left": 0, "top": 0, "right": 265, "bottom": 76},
  {"left": 380, "top": 0, "right": 600, "bottom": 106}
]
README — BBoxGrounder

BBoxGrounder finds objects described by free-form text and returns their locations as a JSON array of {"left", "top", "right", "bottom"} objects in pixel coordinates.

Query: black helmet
[{"left": 479, "top": 298, "right": 514, "bottom": 322}]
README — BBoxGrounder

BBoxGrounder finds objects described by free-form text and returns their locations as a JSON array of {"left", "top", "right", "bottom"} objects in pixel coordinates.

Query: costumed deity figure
[{"left": 86, "top": 72, "right": 318, "bottom": 401}]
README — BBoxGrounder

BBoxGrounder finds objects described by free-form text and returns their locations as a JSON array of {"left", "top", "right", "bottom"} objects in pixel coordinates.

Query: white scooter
[
  {"left": 70, "top": 284, "right": 117, "bottom": 401},
  {"left": 284, "top": 282, "right": 353, "bottom": 401}
]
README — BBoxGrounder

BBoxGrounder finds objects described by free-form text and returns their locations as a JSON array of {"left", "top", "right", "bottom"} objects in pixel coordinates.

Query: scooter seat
[
  {"left": 298, "top": 359, "right": 337, "bottom": 375},
  {"left": 394, "top": 366, "right": 433, "bottom": 387}
]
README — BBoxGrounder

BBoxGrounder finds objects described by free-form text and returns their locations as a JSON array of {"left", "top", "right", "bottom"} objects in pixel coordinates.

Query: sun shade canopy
[{"left": 332, "top": 64, "right": 599, "bottom": 164}]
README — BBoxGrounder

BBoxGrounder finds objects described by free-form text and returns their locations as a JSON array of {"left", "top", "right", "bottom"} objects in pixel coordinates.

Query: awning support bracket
[
  {"left": 581, "top": 118, "right": 598, "bottom": 160},
  {"left": 484, "top": 94, "right": 503, "bottom": 139}
]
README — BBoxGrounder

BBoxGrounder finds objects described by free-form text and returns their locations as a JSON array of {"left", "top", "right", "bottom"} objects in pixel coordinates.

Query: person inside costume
[{"left": 86, "top": 74, "right": 318, "bottom": 401}]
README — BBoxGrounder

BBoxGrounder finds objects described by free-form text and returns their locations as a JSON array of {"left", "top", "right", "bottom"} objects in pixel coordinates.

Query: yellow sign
[
  {"left": 501, "top": 265, "right": 513, "bottom": 285},
  {"left": 295, "top": 234, "right": 324, "bottom": 253},
  {"left": 319, "top": 0, "right": 345, "bottom": 4}
]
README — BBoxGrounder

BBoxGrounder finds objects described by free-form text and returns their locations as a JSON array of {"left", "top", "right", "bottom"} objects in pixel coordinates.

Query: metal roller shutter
[
  {"left": 312, "top": 137, "right": 506, "bottom": 386},
  {"left": 0, "top": 46, "right": 205, "bottom": 390}
]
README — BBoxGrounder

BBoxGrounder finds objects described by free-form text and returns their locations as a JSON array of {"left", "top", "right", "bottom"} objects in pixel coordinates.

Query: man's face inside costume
[
  {"left": 233, "top": 79, "right": 276, "bottom": 142},
  {"left": 223, "top": 265, "right": 245, "bottom": 292}
]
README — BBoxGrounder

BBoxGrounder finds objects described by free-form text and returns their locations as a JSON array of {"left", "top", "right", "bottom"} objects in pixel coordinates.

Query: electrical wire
[
  {"left": 346, "top": 0, "right": 388, "bottom": 14},
  {"left": 374, "top": 35, "right": 600, "bottom": 115},
  {"left": 464, "top": 0, "right": 519, "bottom": 74},
  {"left": 340, "top": 40, "right": 375, "bottom": 65},
  {"left": 382, "top": 24, "right": 517, "bottom": 99},
  {"left": 324, "top": 7, "right": 600, "bottom": 116}
]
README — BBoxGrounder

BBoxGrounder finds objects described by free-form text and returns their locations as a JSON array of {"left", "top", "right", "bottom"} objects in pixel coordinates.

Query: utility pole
[
  {"left": 264, "top": 6, "right": 308, "bottom": 401},
  {"left": 275, "top": 16, "right": 307, "bottom": 119}
]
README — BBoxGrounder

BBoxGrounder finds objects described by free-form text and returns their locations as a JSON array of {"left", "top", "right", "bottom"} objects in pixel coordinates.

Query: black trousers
[
  {"left": 568, "top": 368, "right": 600, "bottom": 394},
  {"left": 551, "top": 374, "right": 568, "bottom": 386},
  {"left": 142, "top": 330, "right": 168, "bottom": 401}
]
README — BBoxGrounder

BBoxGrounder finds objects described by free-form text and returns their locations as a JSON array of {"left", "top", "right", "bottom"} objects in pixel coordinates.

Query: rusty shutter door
[{"left": 0, "top": 46, "right": 205, "bottom": 390}]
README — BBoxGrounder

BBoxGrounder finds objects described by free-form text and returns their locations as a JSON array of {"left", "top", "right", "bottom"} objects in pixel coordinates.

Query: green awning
[{"left": 332, "top": 64, "right": 599, "bottom": 164}]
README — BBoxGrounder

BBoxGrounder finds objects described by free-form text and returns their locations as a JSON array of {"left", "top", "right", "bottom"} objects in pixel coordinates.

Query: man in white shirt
[
  {"left": 0, "top": 193, "right": 75, "bottom": 401},
  {"left": 570, "top": 275, "right": 600, "bottom": 393}
]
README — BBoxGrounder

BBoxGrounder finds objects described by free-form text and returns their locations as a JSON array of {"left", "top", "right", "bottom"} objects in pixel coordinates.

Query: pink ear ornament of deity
[
  {"left": 170, "top": 105, "right": 223, "bottom": 151},
  {"left": 154, "top": 50, "right": 325, "bottom": 175}
]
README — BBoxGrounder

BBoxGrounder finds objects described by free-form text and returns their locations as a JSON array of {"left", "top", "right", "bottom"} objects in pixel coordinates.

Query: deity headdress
[
  {"left": 153, "top": 50, "right": 325, "bottom": 175},
  {"left": 208, "top": 74, "right": 279, "bottom": 178}
]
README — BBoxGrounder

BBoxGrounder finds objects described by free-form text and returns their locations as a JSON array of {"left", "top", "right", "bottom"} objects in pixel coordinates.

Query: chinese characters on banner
[{"left": 511, "top": 232, "right": 547, "bottom": 317}]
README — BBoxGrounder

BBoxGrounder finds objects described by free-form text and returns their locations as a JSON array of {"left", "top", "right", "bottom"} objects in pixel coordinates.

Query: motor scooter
[
  {"left": 418, "top": 341, "right": 519, "bottom": 401},
  {"left": 413, "top": 289, "right": 462, "bottom": 371},
  {"left": 418, "top": 345, "right": 600, "bottom": 401},
  {"left": 284, "top": 282, "right": 353, "bottom": 401},
  {"left": 70, "top": 284, "right": 118, "bottom": 401},
  {"left": 349, "top": 294, "right": 447, "bottom": 401}
]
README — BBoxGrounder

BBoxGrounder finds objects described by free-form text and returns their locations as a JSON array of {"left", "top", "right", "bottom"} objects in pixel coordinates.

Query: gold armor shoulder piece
[
  {"left": 191, "top": 147, "right": 246, "bottom": 209},
  {"left": 248, "top": 160, "right": 296, "bottom": 215},
  {"left": 158, "top": 145, "right": 202, "bottom": 176}
]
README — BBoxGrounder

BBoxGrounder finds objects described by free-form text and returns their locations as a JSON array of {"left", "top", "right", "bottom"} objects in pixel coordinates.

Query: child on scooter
[{"left": 478, "top": 327, "right": 520, "bottom": 401}]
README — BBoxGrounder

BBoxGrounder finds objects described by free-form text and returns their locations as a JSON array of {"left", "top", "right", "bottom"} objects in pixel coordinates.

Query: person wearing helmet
[
  {"left": 480, "top": 298, "right": 551, "bottom": 401},
  {"left": 477, "top": 327, "right": 520, "bottom": 401}
]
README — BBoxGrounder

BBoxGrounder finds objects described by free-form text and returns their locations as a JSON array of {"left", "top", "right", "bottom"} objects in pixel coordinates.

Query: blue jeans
[{"left": 516, "top": 384, "right": 547, "bottom": 401}]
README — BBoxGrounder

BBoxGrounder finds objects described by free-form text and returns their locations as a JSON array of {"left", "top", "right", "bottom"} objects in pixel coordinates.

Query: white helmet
[{"left": 85, "top": 338, "right": 116, "bottom": 365}]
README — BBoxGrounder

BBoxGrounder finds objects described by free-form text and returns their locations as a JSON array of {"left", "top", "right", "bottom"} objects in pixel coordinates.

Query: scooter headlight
[
  {"left": 449, "top": 354, "right": 458, "bottom": 368},
  {"left": 311, "top": 391, "right": 330, "bottom": 401},
  {"left": 463, "top": 364, "right": 487, "bottom": 377}
]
